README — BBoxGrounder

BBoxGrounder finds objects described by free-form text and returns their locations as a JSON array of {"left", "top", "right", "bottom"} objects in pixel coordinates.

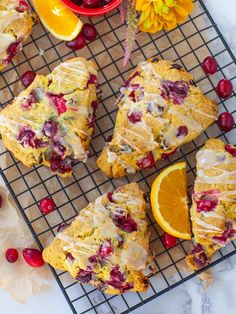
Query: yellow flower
[{"left": 135, "top": 0, "right": 194, "bottom": 33}]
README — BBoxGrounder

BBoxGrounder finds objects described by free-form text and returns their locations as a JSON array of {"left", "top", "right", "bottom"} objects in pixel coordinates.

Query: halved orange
[
  {"left": 32, "top": 0, "right": 83, "bottom": 41},
  {"left": 150, "top": 162, "right": 191, "bottom": 240}
]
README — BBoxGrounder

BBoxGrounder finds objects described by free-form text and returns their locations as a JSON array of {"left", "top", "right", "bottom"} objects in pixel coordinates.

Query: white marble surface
[{"left": 1, "top": 1, "right": 236, "bottom": 313}]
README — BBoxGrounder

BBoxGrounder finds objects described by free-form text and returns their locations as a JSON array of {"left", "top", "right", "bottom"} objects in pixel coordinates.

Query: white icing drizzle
[
  {"left": 117, "top": 134, "right": 142, "bottom": 153},
  {"left": 197, "top": 169, "right": 236, "bottom": 184},
  {"left": 197, "top": 149, "right": 236, "bottom": 169},
  {"left": 195, "top": 218, "right": 222, "bottom": 231},
  {"left": 168, "top": 107, "right": 202, "bottom": 131},
  {"left": 202, "top": 212, "right": 224, "bottom": 219},
  {"left": 57, "top": 233, "right": 97, "bottom": 253},
  {"left": 121, "top": 127, "right": 156, "bottom": 148},
  {"left": 139, "top": 61, "right": 161, "bottom": 79}
]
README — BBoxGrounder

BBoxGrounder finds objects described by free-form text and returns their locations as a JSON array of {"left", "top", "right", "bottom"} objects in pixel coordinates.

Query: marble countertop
[{"left": 1, "top": 0, "right": 236, "bottom": 313}]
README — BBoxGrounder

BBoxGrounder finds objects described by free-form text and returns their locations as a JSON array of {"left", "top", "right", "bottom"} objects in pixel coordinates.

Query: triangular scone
[
  {"left": 0, "top": 57, "right": 98, "bottom": 177},
  {"left": 43, "top": 183, "right": 151, "bottom": 294},
  {"left": 0, "top": 0, "right": 34, "bottom": 71},
  {"left": 186, "top": 139, "right": 236, "bottom": 270},
  {"left": 97, "top": 59, "right": 217, "bottom": 178}
]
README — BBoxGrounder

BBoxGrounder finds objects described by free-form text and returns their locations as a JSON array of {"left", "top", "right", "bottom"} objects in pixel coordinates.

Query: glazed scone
[
  {"left": 43, "top": 183, "right": 151, "bottom": 294},
  {"left": 0, "top": 0, "right": 34, "bottom": 71},
  {"left": 186, "top": 139, "right": 236, "bottom": 270},
  {"left": 0, "top": 57, "right": 98, "bottom": 177},
  {"left": 97, "top": 59, "right": 217, "bottom": 178}
]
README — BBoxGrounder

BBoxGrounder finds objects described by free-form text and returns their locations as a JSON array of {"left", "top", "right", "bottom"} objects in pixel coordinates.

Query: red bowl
[{"left": 61, "top": 0, "right": 122, "bottom": 16}]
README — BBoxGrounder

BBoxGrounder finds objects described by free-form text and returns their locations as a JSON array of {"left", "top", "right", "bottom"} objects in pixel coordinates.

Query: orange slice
[
  {"left": 150, "top": 162, "right": 191, "bottom": 240},
  {"left": 32, "top": 0, "right": 83, "bottom": 41}
]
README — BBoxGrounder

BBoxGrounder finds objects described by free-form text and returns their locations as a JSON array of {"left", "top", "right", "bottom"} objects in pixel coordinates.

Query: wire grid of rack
[{"left": 0, "top": 0, "right": 236, "bottom": 313}]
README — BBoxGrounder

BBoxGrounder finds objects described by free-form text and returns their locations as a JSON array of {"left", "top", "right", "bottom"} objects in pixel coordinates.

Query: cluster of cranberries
[
  {"left": 202, "top": 56, "right": 234, "bottom": 132},
  {"left": 4, "top": 196, "right": 57, "bottom": 266},
  {"left": 66, "top": 23, "right": 97, "bottom": 51},
  {"left": 71, "top": 0, "right": 112, "bottom": 9}
]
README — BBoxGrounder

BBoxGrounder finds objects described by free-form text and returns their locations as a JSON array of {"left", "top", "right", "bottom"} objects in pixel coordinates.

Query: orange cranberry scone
[
  {"left": 43, "top": 183, "right": 151, "bottom": 294},
  {"left": 186, "top": 139, "right": 236, "bottom": 270},
  {"left": 0, "top": 0, "right": 34, "bottom": 71},
  {"left": 0, "top": 57, "right": 98, "bottom": 177},
  {"left": 97, "top": 59, "right": 217, "bottom": 178}
]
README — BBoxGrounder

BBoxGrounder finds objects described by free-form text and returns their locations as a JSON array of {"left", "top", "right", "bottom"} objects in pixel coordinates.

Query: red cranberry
[
  {"left": 0, "top": 195, "right": 2, "bottom": 207},
  {"left": 87, "top": 74, "right": 98, "bottom": 86},
  {"left": 50, "top": 156, "right": 73, "bottom": 174},
  {"left": 66, "top": 252, "right": 75, "bottom": 262},
  {"left": 91, "top": 100, "right": 98, "bottom": 113},
  {"left": 66, "top": 34, "right": 86, "bottom": 50},
  {"left": 47, "top": 93, "right": 67, "bottom": 114},
  {"left": 213, "top": 221, "right": 236, "bottom": 244},
  {"left": 123, "top": 71, "right": 140, "bottom": 88},
  {"left": 4, "top": 41, "right": 21, "bottom": 65},
  {"left": 218, "top": 112, "right": 234, "bottom": 132},
  {"left": 128, "top": 111, "right": 142, "bottom": 124},
  {"left": 42, "top": 121, "right": 57, "bottom": 138},
  {"left": 5, "top": 248, "right": 19, "bottom": 263},
  {"left": 82, "top": 24, "right": 97, "bottom": 41},
  {"left": 82, "top": 0, "right": 101, "bottom": 7},
  {"left": 99, "top": 240, "right": 113, "bottom": 258},
  {"left": 21, "top": 93, "right": 37, "bottom": 110},
  {"left": 161, "top": 148, "right": 177, "bottom": 160},
  {"left": 196, "top": 196, "right": 218, "bottom": 213},
  {"left": 161, "top": 80, "right": 189, "bottom": 104},
  {"left": 217, "top": 79, "right": 233, "bottom": 99},
  {"left": 22, "top": 248, "right": 45, "bottom": 267},
  {"left": 225, "top": 144, "right": 236, "bottom": 157},
  {"left": 21, "top": 71, "right": 36, "bottom": 87},
  {"left": 176, "top": 126, "right": 188, "bottom": 137},
  {"left": 107, "top": 192, "right": 115, "bottom": 203},
  {"left": 16, "top": 0, "right": 29, "bottom": 12},
  {"left": 53, "top": 142, "right": 66, "bottom": 157},
  {"left": 162, "top": 233, "right": 177, "bottom": 248},
  {"left": 75, "top": 268, "right": 93, "bottom": 283},
  {"left": 112, "top": 212, "right": 137, "bottom": 233},
  {"left": 39, "top": 197, "right": 56, "bottom": 215},
  {"left": 202, "top": 56, "right": 218, "bottom": 74},
  {"left": 136, "top": 152, "right": 155, "bottom": 169}
]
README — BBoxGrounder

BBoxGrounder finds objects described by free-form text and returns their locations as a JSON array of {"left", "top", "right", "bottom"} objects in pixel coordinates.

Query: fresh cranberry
[
  {"left": 0, "top": 195, "right": 2, "bottom": 207},
  {"left": 136, "top": 152, "right": 155, "bottom": 169},
  {"left": 195, "top": 192, "right": 218, "bottom": 213},
  {"left": 21, "top": 71, "right": 36, "bottom": 87},
  {"left": 82, "top": 23, "right": 97, "bottom": 41},
  {"left": 161, "top": 80, "right": 189, "bottom": 104},
  {"left": 20, "top": 93, "right": 37, "bottom": 110},
  {"left": 39, "top": 197, "right": 56, "bottom": 215},
  {"left": 71, "top": 0, "right": 83, "bottom": 4},
  {"left": 202, "top": 56, "right": 218, "bottom": 74},
  {"left": 112, "top": 212, "right": 137, "bottom": 233},
  {"left": 47, "top": 93, "right": 67, "bottom": 114},
  {"left": 53, "top": 142, "right": 66, "bottom": 157},
  {"left": 17, "top": 125, "right": 47, "bottom": 148},
  {"left": 82, "top": 0, "right": 101, "bottom": 7},
  {"left": 66, "top": 253, "right": 75, "bottom": 262},
  {"left": 5, "top": 248, "right": 19, "bottom": 263},
  {"left": 106, "top": 265, "right": 133, "bottom": 292},
  {"left": 213, "top": 221, "right": 236, "bottom": 244},
  {"left": 57, "top": 223, "right": 68, "bottom": 232},
  {"left": 99, "top": 240, "right": 113, "bottom": 258},
  {"left": 75, "top": 268, "right": 93, "bottom": 283},
  {"left": 106, "top": 135, "right": 113, "bottom": 143},
  {"left": 22, "top": 248, "right": 45, "bottom": 267},
  {"left": 176, "top": 126, "right": 188, "bottom": 137},
  {"left": 66, "top": 34, "right": 86, "bottom": 50},
  {"left": 161, "top": 148, "right": 177, "bottom": 160},
  {"left": 217, "top": 79, "right": 233, "bottom": 99},
  {"left": 218, "top": 112, "right": 234, "bottom": 132},
  {"left": 225, "top": 144, "right": 236, "bottom": 157},
  {"left": 16, "top": 0, "right": 29, "bottom": 12},
  {"left": 107, "top": 192, "right": 115, "bottom": 203},
  {"left": 50, "top": 156, "right": 73, "bottom": 174},
  {"left": 162, "top": 233, "right": 177, "bottom": 248},
  {"left": 128, "top": 111, "right": 142, "bottom": 124},
  {"left": 4, "top": 41, "right": 21, "bottom": 65},
  {"left": 42, "top": 121, "right": 57, "bottom": 138}
]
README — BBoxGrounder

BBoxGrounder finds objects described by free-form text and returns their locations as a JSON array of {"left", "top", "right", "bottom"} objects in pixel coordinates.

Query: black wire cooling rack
[{"left": 0, "top": 0, "right": 236, "bottom": 313}]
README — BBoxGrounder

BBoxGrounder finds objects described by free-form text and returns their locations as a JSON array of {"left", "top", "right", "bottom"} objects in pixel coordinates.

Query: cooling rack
[{"left": 0, "top": 0, "right": 236, "bottom": 313}]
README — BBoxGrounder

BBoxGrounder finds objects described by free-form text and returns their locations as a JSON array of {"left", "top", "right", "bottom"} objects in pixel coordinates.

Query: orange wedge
[
  {"left": 150, "top": 162, "right": 191, "bottom": 240},
  {"left": 32, "top": 0, "right": 83, "bottom": 41}
]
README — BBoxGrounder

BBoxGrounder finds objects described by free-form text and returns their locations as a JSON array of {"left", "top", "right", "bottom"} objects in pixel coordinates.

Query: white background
[{"left": 1, "top": 0, "right": 236, "bottom": 313}]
